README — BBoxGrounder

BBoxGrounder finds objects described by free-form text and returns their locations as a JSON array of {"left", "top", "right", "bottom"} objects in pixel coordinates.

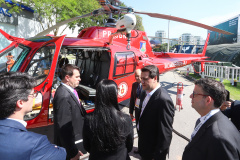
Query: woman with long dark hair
[{"left": 83, "top": 79, "right": 133, "bottom": 160}]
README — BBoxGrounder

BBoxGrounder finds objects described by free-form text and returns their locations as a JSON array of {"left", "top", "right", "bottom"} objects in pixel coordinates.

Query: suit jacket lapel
[
  {"left": 61, "top": 84, "right": 86, "bottom": 116},
  {"left": 185, "top": 112, "right": 221, "bottom": 150}
]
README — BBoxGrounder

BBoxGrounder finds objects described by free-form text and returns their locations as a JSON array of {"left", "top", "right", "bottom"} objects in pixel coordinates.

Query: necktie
[
  {"left": 73, "top": 89, "right": 80, "bottom": 103},
  {"left": 136, "top": 84, "right": 142, "bottom": 98},
  {"left": 73, "top": 89, "right": 86, "bottom": 117},
  {"left": 191, "top": 118, "right": 201, "bottom": 140},
  {"left": 195, "top": 118, "right": 201, "bottom": 128}
]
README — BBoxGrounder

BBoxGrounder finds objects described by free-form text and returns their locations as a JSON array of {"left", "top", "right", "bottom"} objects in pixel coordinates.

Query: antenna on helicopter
[{"left": 105, "top": 13, "right": 117, "bottom": 27}]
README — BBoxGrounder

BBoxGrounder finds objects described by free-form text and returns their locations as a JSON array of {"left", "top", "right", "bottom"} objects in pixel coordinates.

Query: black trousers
[{"left": 140, "top": 149, "right": 168, "bottom": 160}]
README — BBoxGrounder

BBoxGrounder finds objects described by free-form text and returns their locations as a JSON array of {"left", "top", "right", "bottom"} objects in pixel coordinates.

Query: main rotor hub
[{"left": 105, "top": 17, "right": 117, "bottom": 27}]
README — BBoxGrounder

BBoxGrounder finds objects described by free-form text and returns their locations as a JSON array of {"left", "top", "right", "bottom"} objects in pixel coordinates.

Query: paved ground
[
  {"left": 81, "top": 68, "right": 200, "bottom": 160},
  {"left": 124, "top": 69, "right": 199, "bottom": 160}
]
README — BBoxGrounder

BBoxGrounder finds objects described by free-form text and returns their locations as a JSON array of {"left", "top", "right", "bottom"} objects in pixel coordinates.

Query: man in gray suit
[{"left": 182, "top": 78, "right": 240, "bottom": 160}]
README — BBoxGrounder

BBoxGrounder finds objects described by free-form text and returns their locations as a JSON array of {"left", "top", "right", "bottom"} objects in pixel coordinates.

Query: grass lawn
[
  {"left": 187, "top": 73, "right": 240, "bottom": 100},
  {"left": 219, "top": 80, "right": 240, "bottom": 100}
]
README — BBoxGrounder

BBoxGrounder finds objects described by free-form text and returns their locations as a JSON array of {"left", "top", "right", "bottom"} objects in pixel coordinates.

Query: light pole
[{"left": 167, "top": 19, "right": 170, "bottom": 52}]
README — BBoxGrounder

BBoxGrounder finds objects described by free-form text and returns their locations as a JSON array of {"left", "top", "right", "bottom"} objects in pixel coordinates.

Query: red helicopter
[{"left": 0, "top": 0, "right": 232, "bottom": 139}]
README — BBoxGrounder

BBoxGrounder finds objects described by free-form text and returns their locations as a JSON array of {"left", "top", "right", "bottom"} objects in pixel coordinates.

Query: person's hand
[
  {"left": 220, "top": 101, "right": 231, "bottom": 111},
  {"left": 130, "top": 114, "right": 134, "bottom": 119},
  {"left": 70, "top": 151, "right": 83, "bottom": 160}
]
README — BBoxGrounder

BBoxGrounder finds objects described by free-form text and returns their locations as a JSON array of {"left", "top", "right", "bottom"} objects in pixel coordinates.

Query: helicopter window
[
  {"left": 25, "top": 43, "right": 55, "bottom": 86},
  {"left": 0, "top": 45, "right": 30, "bottom": 73},
  {"left": 114, "top": 52, "right": 136, "bottom": 77},
  {"left": 126, "top": 54, "right": 135, "bottom": 73},
  {"left": 25, "top": 36, "right": 53, "bottom": 42}
]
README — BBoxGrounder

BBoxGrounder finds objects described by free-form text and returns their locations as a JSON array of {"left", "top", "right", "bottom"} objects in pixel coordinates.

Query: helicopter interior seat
[
  {"left": 98, "top": 51, "right": 110, "bottom": 80},
  {"left": 79, "top": 51, "right": 91, "bottom": 86},
  {"left": 89, "top": 51, "right": 110, "bottom": 88},
  {"left": 76, "top": 50, "right": 110, "bottom": 88}
]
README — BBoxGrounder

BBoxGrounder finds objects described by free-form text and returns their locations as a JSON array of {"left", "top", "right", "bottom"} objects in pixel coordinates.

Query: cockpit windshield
[{"left": 0, "top": 45, "right": 30, "bottom": 73}]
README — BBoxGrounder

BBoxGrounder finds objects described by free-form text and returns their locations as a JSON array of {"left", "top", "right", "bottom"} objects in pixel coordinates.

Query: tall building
[
  {"left": 155, "top": 30, "right": 166, "bottom": 44},
  {"left": 181, "top": 33, "right": 194, "bottom": 45},
  {"left": 193, "top": 36, "right": 204, "bottom": 45},
  {"left": 170, "top": 38, "right": 179, "bottom": 46}
]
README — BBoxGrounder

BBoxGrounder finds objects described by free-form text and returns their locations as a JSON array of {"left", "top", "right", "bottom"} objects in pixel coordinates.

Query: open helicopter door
[
  {"left": 23, "top": 35, "right": 66, "bottom": 129},
  {"left": 0, "top": 31, "right": 65, "bottom": 140}
]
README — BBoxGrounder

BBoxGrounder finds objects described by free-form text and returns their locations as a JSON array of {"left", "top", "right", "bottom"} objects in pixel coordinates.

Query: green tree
[
  {"left": 1, "top": 0, "right": 101, "bottom": 35},
  {"left": 153, "top": 43, "right": 168, "bottom": 52},
  {"left": 170, "top": 44, "right": 178, "bottom": 52},
  {"left": 134, "top": 15, "right": 145, "bottom": 31},
  {"left": 1, "top": 0, "right": 145, "bottom": 35}
]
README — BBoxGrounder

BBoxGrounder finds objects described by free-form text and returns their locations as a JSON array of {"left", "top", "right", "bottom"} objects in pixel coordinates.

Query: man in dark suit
[
  {"left": 129, "top": 69, "right": 142, "bottom": 154},
  {"left": 0, "top": 72, "right": 66, "bottom": 160},
  {"left": 137, "top": 65, "right": 175, "bottom": 160},
  {"left": 221, "top": 100, "right": 240, "bottom": 131},
  {"left": 53, "top": 64, "right": 86, "bottom": 160},
  {"left": 129, "top": 68, "right": 142, "bottom": 123},
  {"left": 182, "top": 78, "right": 240, "bottom": 160}
]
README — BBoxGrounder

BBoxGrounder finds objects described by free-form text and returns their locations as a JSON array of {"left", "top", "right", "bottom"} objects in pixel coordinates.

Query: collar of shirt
[
  {"left": 146, "top": 83, "right": 161, "bottom": 97},
  {"left": 61, "top": 82, "right": 74, "bottom": 92},
  {"left": 199, "top": 108, "right": 220, "bottom": 123},
  {"left": 7, "top": 118, "right": 27, "bottom": 127},
  {"left": 139, "top": 83, "right": 142, "bottom": 88}
]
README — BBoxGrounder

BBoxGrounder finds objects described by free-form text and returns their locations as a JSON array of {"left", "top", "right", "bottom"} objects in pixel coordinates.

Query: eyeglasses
[
  {"left": 29, "top": 91, "right": 39, "bottom": 98},
  {"left": 192, "top": 92, "right": 210, "bottom": 98}
]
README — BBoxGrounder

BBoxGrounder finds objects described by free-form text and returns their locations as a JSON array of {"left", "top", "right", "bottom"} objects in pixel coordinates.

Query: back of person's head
[
  {"left": 89, "top": 79, "right": 126, "bottom": 152},
  {"left": 195, "top": 78, "right": 227, "bottom": 108},
  {"left": 0, "top": 72, "right": 35, "bottom": 119},
  {"left": 60, "top": 64, "right": 80, "bottom": 80},
  {"left": 59, "top": 58, "right": 69, "bottom": 69},
  {"left": 95, "top": 79, "right": 119, "bottom": 111},
  {"left": 141, "top": 65, "right": 159, "bottom": 82}
]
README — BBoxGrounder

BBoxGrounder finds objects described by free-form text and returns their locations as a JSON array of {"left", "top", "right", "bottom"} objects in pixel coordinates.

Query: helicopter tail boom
[{"left": 201, "top": 33, "right": 210, "bottom": 56}]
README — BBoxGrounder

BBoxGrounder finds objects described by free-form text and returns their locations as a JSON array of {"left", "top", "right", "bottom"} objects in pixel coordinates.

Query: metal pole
[{"left": 167, "top": 20, "right": 170, "bottom": 52}]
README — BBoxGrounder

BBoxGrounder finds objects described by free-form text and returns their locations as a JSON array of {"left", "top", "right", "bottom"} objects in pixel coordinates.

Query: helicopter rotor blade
[
  {"left": 134, "top": 10, "right": 233, "bottom": 35},
  {"left": 35, "top": 9, "right": 103, "bottom": 37}
]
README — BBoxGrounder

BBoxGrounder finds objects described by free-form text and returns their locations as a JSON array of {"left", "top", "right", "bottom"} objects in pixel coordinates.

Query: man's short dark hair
[
  {"left": 141, "top": 65, "right": 159, "bottom": 82},
  {"left": 195, "top": 78, "right": 227, "bottom": 108},
  {"left": 0, "top": 72, "right": 36, "bottom": 119},
  {"left": 60, "top": 64, "right": 80, "bottom": 80}
]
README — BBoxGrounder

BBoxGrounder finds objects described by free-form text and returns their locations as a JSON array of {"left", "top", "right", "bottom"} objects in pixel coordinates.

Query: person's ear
[
  {"left": 206, "top": 96, "right": 213, "bottom": 105},
  {"left": 16, "top": 99, "right": 24, "bottom": 109},
  {"left": 65, "top": 75, "right": 70, "bottom": 82}
]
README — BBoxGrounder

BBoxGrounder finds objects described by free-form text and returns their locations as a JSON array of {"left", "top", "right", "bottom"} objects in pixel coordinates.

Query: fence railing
[{"left": 200, "top": 64, "right": 240, "bottom": 85}]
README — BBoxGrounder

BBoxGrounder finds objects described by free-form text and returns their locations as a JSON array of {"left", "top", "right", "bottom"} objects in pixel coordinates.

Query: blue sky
[{"left": 120, "top": 0, "right": 240, "bottom": 40}]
